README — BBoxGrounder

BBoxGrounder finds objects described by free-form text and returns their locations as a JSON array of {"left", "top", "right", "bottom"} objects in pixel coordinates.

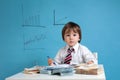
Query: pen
[{"left": 47, "top": 56, "right": 50, "bottom": 59}]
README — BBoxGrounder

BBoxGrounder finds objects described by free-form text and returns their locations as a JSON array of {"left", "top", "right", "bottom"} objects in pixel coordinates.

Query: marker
[{"left": 47, "top": 56, "right": 50, "bottom": 59}]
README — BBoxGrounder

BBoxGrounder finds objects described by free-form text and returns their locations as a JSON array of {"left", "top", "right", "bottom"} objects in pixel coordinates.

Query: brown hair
[{"left": 62, "top": 22, "right": 82, "bottom": 43}]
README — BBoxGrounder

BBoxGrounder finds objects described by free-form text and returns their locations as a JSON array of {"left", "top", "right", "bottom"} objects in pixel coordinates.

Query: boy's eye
[
  {"left": 66, "top": 34, "right": 70, "bottom": 36},
  {"left": 73, "top": 34, "right": 77, "bottom": 36}
]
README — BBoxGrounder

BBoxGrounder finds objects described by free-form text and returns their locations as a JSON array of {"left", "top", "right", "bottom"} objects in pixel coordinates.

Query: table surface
[{"left": 5, "top": 65, "right": 106, "bottom": 80}]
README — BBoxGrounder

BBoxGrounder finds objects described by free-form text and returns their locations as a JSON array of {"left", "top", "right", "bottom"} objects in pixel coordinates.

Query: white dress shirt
[{"left": 54, "top": 43, "right": 97, "bottom": 65}]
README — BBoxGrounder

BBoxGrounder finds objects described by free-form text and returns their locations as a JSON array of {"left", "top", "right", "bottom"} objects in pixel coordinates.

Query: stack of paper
[
  {"left": 24, "top": 66, "right": 40, "bottom": 74},
  {"left": 75, "top": 64, "right": 103, "bottom": 75},
  {"left": 41, "top": 64, "right": 74, "bottom": 76}
]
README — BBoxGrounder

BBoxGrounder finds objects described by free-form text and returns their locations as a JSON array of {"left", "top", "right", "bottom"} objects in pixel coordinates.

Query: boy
[{"left": 48, "top": 22, "right": 97, "bottom": 65}]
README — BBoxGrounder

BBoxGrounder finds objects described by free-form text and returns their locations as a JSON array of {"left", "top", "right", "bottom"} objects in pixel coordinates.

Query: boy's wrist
[{"left": 87, "top": 61, "right": 94, "bottom": 64}]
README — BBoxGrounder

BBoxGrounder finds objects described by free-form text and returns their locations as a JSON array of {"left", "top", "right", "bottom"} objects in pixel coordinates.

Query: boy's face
[{"left": 64, "top": 30, "right": 80, "bottom": 47}]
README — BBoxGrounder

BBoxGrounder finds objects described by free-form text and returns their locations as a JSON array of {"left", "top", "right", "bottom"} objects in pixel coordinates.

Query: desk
[{"left": 6, "top": 65, "right": 106, "bottom": 80}]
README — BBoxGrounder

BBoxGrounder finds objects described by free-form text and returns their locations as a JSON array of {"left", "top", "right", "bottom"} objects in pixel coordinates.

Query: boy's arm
[{"left": 81, "top": 46, "right": 97, "bottom": 64}]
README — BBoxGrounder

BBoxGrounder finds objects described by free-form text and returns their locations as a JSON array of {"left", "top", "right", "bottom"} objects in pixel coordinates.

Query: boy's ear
[{"left": 78, "top": 39, "right": 81, "bottom": 43}]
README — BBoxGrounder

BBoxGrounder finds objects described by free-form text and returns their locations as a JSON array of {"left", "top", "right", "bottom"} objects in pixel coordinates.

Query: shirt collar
[{"left": 66, "top": 42, "right": 79, "bottom": 53}]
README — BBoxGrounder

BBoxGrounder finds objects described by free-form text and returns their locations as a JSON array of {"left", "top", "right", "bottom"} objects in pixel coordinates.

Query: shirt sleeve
[
  {"left": 54, "top": 47, "right": 65, "bottom": 64},
  {"left": 80, "top": 45, "right": 97, "bottom": 64}
]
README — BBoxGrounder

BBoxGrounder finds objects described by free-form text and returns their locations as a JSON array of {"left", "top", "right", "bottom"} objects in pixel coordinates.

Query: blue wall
[{"left": 0, "top": 0, "right": 120, "bottom": 80}]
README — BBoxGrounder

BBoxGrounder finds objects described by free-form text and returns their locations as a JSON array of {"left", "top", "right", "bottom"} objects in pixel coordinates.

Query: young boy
[{"left": 48, "top": 22, "right": 97, "bottom": 65}]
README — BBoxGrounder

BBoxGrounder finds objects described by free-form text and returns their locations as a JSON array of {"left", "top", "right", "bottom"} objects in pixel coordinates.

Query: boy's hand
[
  {"left": 48, "top": 58, "right": 53, "bottom": 66},
  {"left": 87, "top": 61, "right": 94, "bottom": 64}
]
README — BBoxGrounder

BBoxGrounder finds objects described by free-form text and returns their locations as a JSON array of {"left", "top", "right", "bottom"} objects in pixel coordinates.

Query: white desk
[{"left": 6, "top": 65, "right": 106, "bottom": 80}]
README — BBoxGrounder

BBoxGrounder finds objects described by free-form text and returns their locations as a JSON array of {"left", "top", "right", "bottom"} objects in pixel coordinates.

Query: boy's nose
[{"left": 70, "top": 35, "right": 73, "bottom": 39}]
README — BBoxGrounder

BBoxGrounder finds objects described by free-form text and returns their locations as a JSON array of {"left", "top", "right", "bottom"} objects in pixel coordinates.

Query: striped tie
[{"left": 64, "top": 48, "right": 74, "bottom": 64}]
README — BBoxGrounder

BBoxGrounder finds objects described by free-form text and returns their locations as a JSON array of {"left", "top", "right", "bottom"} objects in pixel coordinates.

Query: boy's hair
[{"left": 62, "top": 22, "right": 82, "bottom": 43}]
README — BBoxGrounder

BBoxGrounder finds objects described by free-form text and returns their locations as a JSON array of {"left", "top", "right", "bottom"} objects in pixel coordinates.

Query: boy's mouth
[{"left": 69, "top": 41, "right": 74, "bottom": 43}]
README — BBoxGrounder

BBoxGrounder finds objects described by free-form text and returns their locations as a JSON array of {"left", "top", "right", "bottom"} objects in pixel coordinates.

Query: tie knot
[{"left": 68, "top": 48, "right": 74, "bottom": 53}]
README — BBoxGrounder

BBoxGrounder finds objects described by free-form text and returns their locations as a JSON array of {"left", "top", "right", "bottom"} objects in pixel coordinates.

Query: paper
[{"left": 41, "top": 64, "right": 74, "bottom": 76}]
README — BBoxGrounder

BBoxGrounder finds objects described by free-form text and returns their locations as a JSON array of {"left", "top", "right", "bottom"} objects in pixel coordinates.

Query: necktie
[{"left": 64, "top": 48, "right": 74, "bottom": 64}]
